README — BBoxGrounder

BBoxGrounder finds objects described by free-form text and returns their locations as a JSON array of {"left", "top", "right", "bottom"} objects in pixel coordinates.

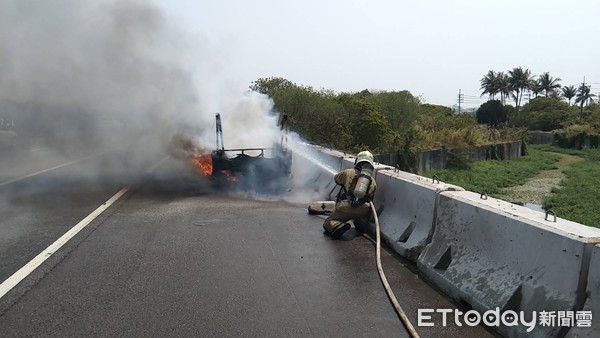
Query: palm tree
[
  {"left": 561, "top": 85, "right": 577, "bottom": 105},
  {"left": 575, "top": 84, "right": 597, "bottom": 114},
  {"left": 497, "top": 72, "right": 510, "bottom": 105},
  {"left": 529, "top": 81, "right": 543, "bottom": 98},
  {"left": 538, "top": 72, "right": 562, "bottom": 97},
  {"left": 481, "top": 71, "right": 510, "bottom": 104},
  {"left": 549, "top": 90, "right": 562, "bottom": 100},
  {"left": 480, "top": 71, "right": 500, "bottom": 100},
  {"left": 508, "top": 67, "right": 534, "bottom": 111}
]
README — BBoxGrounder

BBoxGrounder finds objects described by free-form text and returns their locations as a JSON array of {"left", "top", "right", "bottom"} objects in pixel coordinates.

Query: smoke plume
[
  {"left": 0, "top": 0, "right": 337, "bottom": 204},
  {"left": 0, "top": 0, "right": 280, "bottom": 166}
]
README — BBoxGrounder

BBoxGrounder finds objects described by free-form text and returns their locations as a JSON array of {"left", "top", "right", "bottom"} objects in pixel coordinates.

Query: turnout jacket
[{"left": 334, "top": 168, "right": 377, "bottom": 203}]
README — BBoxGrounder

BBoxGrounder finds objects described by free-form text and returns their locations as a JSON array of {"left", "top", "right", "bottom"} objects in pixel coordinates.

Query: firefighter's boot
[{"left": 331, "top": 223, "right": 351, "bottom": 240}]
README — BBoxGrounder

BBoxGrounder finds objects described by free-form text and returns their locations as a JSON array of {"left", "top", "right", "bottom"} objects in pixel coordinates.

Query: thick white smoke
[
  {"left": 0, "top": 0, "right": 337, "bottom": 205},
  {"left": 0, "top": 0, "right": 280, "bottom": 166}
]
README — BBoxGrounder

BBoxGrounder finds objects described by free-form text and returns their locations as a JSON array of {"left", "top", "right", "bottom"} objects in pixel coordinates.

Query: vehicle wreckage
[{"left": 169, "top": 113, "right": 292, "bottom": 193}]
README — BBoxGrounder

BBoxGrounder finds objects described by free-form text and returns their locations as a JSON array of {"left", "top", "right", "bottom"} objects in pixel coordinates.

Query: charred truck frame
[{"left": 190, "top": 113, "right": 292, "bottom": 193}]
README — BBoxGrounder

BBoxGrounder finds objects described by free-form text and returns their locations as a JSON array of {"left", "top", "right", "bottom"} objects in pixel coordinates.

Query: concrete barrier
[
  {"left": 529, "top": 131, "right": 555, "bottom": 145},
  {"left": 566, "top": 244, "right": 600, "bottom": 337},
  {"left": 370, "top": 170, "right": 463, "bottom": 261},
  {"left": 303, "top": 145, "right": 600, "bottom": 337},
  {"left": 418, "top": 190, "right": 600, "bottom": 337},
  {"left": 301, "top": 146, "right": 600, "bottom": 336}
]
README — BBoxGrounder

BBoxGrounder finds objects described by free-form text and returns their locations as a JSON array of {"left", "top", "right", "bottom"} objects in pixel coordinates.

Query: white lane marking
[
  {"left": 0, "top": 153, "right": 100, "bottom": 188},
  {"left": 0, "top": 185, "right": 131, "bottom": 300}
]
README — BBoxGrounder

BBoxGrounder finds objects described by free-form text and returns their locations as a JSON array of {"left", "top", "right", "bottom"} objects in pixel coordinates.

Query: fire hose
[
  {"left": 370, "top": 201, "right": 420, "bottom": 338},
  {"left": 316, "top": 184, "right": 419, "bottom": 336}
]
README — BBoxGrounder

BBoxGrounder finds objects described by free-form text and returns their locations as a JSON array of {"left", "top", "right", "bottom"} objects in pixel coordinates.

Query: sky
[
  {"left": 1, "top": 0, "right": 598, "bottom": 151},
  {"left": 0, "top": 0, "right": 283, "bottom": 151},
  {"left": 0, "top": 0, "right": 597, "bottom": 199},
  {"left": 154, "top": 0, "right": 600, "bottom": 108}
]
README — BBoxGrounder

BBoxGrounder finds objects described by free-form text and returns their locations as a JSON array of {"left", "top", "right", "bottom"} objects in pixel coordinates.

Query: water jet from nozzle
[{"left": 288, "top": 141, "right": 338, "bottom": 176}]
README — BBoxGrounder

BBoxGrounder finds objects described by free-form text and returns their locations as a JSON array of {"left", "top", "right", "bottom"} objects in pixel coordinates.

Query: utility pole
[
  {"left": 580, "top": 77, "right": 586, "bottom": 116},
  {"left": 457, "top": 89, "right": 463, "bottom": 114}
]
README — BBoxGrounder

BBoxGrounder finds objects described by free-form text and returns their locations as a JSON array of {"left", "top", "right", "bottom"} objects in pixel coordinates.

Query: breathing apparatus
[{"left": 349, "top": 151, "right": 375, "bottom": 206}]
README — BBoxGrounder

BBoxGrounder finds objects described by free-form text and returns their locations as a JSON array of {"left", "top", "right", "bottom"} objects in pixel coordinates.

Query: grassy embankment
[
  {"left": 423, "top": 145, "right": 600, "bottom": 228},
  {"left": 539, "top": 145, "right": 600, "bottom": 228}
]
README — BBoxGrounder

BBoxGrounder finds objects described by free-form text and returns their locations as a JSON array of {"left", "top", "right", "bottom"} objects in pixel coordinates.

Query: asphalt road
[{"left": 0, "top": 146, "right": 495, "bottom": 337}]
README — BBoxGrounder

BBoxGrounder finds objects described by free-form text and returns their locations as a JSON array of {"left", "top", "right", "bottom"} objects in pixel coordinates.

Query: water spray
[{"left": 287, "top": 140, "right": 337, "bottom": 176}]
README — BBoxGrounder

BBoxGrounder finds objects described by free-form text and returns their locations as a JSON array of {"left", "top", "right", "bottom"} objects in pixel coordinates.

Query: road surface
[{"left": 0, "top": 145, "right": 495, "bottom": 337}]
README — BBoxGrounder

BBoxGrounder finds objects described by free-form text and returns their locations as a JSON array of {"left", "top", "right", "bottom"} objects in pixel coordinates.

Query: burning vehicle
[{"left": 169, "top": 113, "right": 292, "bottom": 194}]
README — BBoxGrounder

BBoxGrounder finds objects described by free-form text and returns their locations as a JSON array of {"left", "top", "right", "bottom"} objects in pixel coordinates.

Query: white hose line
[{"left": 370, "top": 202, "right": 420, "bottom": 338}]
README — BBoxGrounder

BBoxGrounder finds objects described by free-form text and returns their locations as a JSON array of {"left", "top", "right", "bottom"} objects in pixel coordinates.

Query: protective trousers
[{"left": 323, "top": 199, "right": 372, "bottom": 235}]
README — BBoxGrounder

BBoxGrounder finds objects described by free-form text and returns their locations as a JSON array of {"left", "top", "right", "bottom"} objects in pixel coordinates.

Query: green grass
[
  {"left": 424, "top": 146, "right": 558, "bottom": 196},
  {"left": 424, "top": 144, "right": 600, "bottom": 228},
  {"left": 540, "top": 146, "right": 600, "bottom": 228}
]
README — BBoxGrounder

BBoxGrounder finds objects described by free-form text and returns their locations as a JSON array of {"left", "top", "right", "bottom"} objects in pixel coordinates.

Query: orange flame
[
  {"left": 220, "top": 170, "right": 237, "bottom": 182},
  {"left": 191, "top": 154, "right": 213, "bottom": 176}
]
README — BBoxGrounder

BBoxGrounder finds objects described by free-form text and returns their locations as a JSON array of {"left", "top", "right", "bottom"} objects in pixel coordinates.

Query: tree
[
  {"left": 584, "top": 103, "right": 600, "bottom": 130},
  {"left": 575, "top": 84, "right": 597, "bottom": 115},
  {"left": 497, "top": 72, "right": 510, "bottom": 105},
  {"left": 561, "top": 85, "right": 577, "bottom": 105},
  {"left": 370, "top": 90, "right": 421, "bottom": 132},
  {"left": 548, "top": 90, "right": 562, "bottom": 100},
  {"left": 476, "top": 100, "right": 507, "bottom": 128},
  {"left": 480, "top": 71, "right": 510, "bottom": 104},
  {"left": 248, "top": 77, "right": 351, "bottom": 148},
  {"left": 529, "top": 81, "right": 543, "bottom": 98},
  {"left": 421, "top": 103, "right": 453, "bottom": 116},
  {"left": 508, "top": 67, "right": 534, "bottom": 112},
  {"left": 340, "top": 97, "right": 393, "bottom": 151},
  {"left": 508, "top": 97, "right": 573, "bottom": 131},
  {"left": 480, "top": 70, "right": 500, "bottom": 100},
  {"left": 538, "top": 72, "right": 562, "bottom": 97},
  {"left": 249, "top": 77, "right": 295, "bottom": 96}
]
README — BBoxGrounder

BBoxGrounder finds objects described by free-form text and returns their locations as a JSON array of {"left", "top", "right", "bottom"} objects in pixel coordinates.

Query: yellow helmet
[{"left": 355, "top": 150, "right": 374, "bottom": 168}]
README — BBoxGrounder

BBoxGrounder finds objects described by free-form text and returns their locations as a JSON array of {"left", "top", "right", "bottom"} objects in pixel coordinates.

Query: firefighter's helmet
[{"left": 354, "top": 150, "right": 374, "bottom": 169}]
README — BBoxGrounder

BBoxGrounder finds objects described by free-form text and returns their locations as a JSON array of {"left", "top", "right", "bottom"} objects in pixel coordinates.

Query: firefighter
[{"left": 323, "top": 150, "right": 377, "bottom": 239}]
